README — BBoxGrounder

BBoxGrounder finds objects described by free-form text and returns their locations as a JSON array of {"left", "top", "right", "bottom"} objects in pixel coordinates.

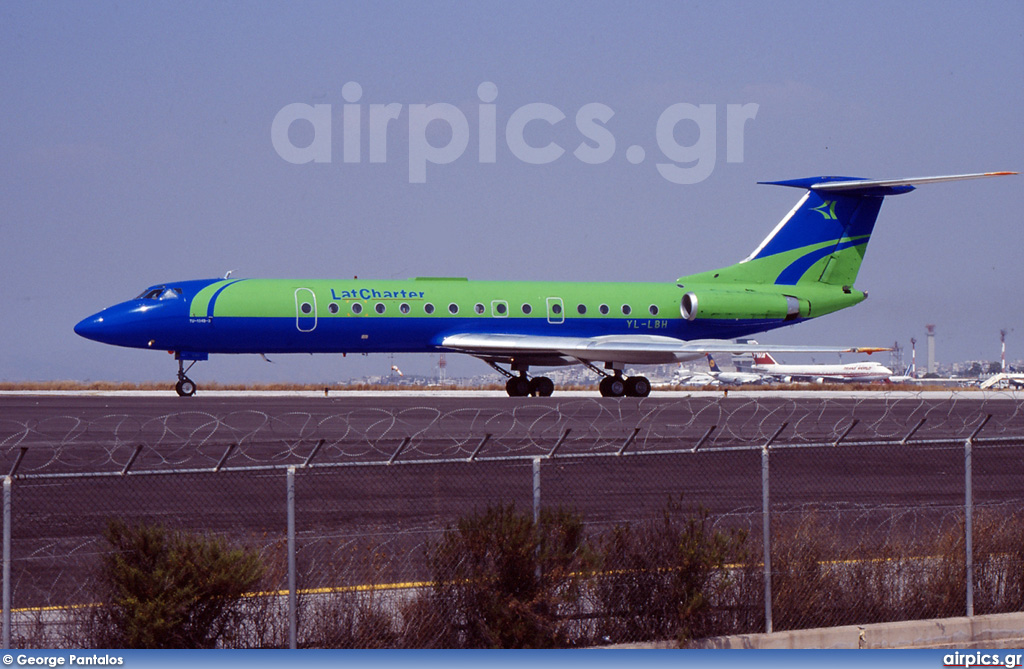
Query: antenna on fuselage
[{"left": 224, "top": 269, "right": 238, "bottom": 279}]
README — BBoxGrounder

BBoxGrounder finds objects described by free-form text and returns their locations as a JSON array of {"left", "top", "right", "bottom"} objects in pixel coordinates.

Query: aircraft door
[
  {"left": 546, "top": 297, "right": 564, "bottom": 324},
  {"left": 295, "top": 288, "right": 317, "bottom": 332}
]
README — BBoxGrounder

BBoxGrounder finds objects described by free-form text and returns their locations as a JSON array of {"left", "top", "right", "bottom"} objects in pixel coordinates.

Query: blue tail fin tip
[
  {"left": 759, "top": 176, "right": 867, "bottom": 189},
  {"left": 760, "top": 176, "right": 914, "bottom": 197}
]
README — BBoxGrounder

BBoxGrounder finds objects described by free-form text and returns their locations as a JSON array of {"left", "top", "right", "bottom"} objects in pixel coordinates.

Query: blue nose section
[
  {"left": 75, "top": 279, "right": 219, "bottom": 351},
  {"left": 74, "top": 301, "right": 176, "bottom": 348},
  {"left": 74, "top": 304, "right": 147, "bottom": 347},
  {"left": 74, "top": 313, "right": 109, "bottom": 342}
]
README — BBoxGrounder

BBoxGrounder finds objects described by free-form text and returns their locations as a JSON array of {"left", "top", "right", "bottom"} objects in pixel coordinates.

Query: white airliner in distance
[
  {"left": 979, "top": 373, "right": 1024, "bottom": 390},
  {"left": 706, "top": 354, "right": 765, "bottom": 385},
  {"left": 670, "top": 366, "right": 718, "bottom": 387},
  {"left": 752, "top": 352, "right": 894, "bottom": 384}
]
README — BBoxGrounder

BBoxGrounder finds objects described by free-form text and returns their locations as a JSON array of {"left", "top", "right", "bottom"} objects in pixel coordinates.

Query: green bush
[
  {"left": 89, "top": 519, "right": 264, "bottom": 648},
  {"left": 413, "top": 503, "right": 595, "bottom": 648},
  {"left": 593, "top": 499, "right": 749, "bottom": 644}
]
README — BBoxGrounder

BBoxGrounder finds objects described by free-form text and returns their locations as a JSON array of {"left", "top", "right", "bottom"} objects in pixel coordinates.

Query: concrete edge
[
  {"left": 606, "top": 612, "right": 1024, "bottom": 649},
  {"left": 697, "top": 612, "right": 1024, "bottom": 649}
]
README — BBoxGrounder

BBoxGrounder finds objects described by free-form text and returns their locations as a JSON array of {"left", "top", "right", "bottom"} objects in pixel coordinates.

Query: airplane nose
[
  {"left": 74, "top": 313, "right": 108, "bottom": 342},
  {"left": 74, "top": 300, "right": 186, "bottom": 349},
  {"left": 74, "top": 306, "right": 144, "bottom": 346}
]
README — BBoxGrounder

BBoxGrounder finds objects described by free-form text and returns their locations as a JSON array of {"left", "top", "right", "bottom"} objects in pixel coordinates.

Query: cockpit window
[{"left": 136, "top": 287, "right": 182, "bottom": 300}]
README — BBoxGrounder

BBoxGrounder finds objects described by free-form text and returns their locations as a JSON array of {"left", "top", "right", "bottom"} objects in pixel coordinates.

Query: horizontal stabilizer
[
  {"left": 761, "top": 172, "right": 1016, "bottom": 197},
  {"left": 812, "top": 171, "right": 1017, "bottom": 191}
]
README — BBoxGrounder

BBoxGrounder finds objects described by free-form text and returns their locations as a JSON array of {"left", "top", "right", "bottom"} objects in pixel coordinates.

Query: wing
[{"left": 439, "top": 333, "right": 888, "bottom": 367}]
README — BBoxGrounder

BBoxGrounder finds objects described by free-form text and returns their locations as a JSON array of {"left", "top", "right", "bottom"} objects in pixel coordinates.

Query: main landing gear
[
  {"left": 487, "top": 361, "right": 650, "bottom": 398},
  {"left": 597, "top": 372, "right": 651, "bottom": 398},
  {"left": 174, "top": 357, "right": 198, "bottom": 397},
  {"left": 488, "top": 363, "right": 555, "bottom": 397},
  {"left": 580, "top": 360, "right": 651, "bottom": 398}
]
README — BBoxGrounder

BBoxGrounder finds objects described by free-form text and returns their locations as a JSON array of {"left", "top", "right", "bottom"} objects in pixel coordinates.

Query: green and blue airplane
[{"left": 75, "top": 172, "right": 1014, "bottom": 397}]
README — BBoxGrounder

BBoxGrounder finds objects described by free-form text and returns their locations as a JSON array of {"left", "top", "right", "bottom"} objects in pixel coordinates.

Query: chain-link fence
[{"left": 2, "top": 394, "right": 1023, "bottom": 647}]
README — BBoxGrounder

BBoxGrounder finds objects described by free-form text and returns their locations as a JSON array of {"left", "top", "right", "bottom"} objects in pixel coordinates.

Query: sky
[{"left": 1, "top": 1, "right": 1021, "bottom": 384}]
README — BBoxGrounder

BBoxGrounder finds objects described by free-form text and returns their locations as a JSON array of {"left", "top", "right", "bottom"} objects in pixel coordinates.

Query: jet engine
[{"left": 680, "top": 291, "right": 807, "bottom": 322}]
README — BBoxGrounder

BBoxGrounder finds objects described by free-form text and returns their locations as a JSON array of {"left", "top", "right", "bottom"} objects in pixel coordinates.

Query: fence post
[
  {"left": 287, "top": 466, "right": 297, "bottom": 649},
  {"left": 532, "top": 457, "right": 541, "bottom": 526},
  {"left": 761, "top": 444, "right": 772, "bottom": 634},
  {"left": 3, "top": 476, "right": 11, "bottom": 649},
  {"left": 965, "top": 431, "right": 973, "bottom": 618},
  {"left": 533, "top": 457, "right": 541, "bottom": 580},
  {"left": 964, "top": 415, "right": 991, "bottom": 618},
  {"left": 762, "top": 423, "right": 787, "bottom": 635}
]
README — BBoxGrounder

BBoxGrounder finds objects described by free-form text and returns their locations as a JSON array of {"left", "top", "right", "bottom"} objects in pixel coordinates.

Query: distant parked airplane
[
  {"left": 751, "top": 352, "right": 894, "bottom": 384},
  {"left": 706, "top": 354, "right": 764, "bottom": 385},
  {"left": 671, "top": 367, "right": 718, "bottom": 387},
  {"left": 74, "top": 172, "right": 1014, "bottom": 397},
  {"left": 978, "top": 373, "right": 1024, "bottom": 390}
]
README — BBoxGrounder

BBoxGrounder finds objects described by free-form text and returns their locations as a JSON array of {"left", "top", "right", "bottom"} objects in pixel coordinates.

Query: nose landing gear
[
  {"left": 175, "top": 375, "right": 196, "bottom": 397},
  {"left": 173, "top": 353, "right": 205, "bottom": 397}
]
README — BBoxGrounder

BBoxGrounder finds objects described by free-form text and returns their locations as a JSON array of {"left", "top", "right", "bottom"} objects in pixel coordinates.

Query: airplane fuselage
[
  {"left": 76, "top": 276, "right": 863, "bottom": 360},
  {"left": 752, "top": 361, "right": 893, "bottom": 382}
]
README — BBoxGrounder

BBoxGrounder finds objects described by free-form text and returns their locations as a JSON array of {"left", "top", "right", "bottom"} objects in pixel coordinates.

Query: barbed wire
[{"left": 2, "top": 395, "right": 1021, "bottom": 475}]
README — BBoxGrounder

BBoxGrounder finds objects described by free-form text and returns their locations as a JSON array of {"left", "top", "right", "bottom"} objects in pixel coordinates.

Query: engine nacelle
[{"left": 680, "top": 291, "right": 808, "bottom": 321}]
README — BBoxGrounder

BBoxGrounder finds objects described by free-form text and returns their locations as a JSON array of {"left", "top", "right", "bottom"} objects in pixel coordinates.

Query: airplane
[
  {"left": 74, "top": 171, "right": 1015, "bottom": 397},
  {"left": 670, "top": 366, "right": 719, "bottom": 387},
  {"left": 751, "top": 351, "right": 894, "bottom": 384},
  {"left": 677, "top": 373, "right": 718, "bottom": 387},
  {"left": 705, "top": 354, "right": 765, "bottom": 385},
  {"left": 978, "top": 373, "right": 1024, "bottom": 390},
  {"left": 886, "top": 365, "right": 917, "bottom": 384}
]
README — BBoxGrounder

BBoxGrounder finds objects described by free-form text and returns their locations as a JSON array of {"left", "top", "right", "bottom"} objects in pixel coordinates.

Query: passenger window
[
  {"left": 551, "top": 303, "right": 562, "bottom": 315},
  {"left": 475, "top": 303, "right": 485, "bottom": 314},
  {"left": 375, "top": 303, "right": 386, "bottom": 314},
  {"left": 300, "top": 303, "right": 313, "bottom": 314},
  {"left": 494, "top": 302, "right": 507, "bottom": 315},
  {"left": 352, "top": 303, "right": 363, "bottom": 314},
  {"left": 400, "top": 303, "right": 410, "bottom": 314},
  {"left": 622, "top": 304, "right": 632, "bottom": 315},
  {"left": 329, "top": 303, "right": 339, "bottom": 314},
  {"left": 649, "top": 305, "right": 659, "bottom": 316},
  {"left": 424, "top": 303, "right": 435, "bottom": 314},
  {"left": 522, "top": 304, "right": 532, "bottom": 315},
  {"left": 577, "top": 304, "right": 587, "bottom": 315},
  {"left": 448, "top": 303, "right": 459, "bottom": 314},
  {"left": 599, "top": 304, "right": 609, "bottom": 315}
]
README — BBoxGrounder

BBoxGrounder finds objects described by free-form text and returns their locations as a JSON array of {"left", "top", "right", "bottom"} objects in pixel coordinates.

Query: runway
[{"left": 2, "top": 391, "right": 1022, "bottom": 609}]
